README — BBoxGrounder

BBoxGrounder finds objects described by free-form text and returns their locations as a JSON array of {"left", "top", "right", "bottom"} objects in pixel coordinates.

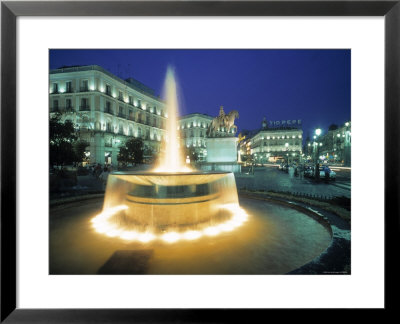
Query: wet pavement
[
  {"left": 49, "top": 197, "right": 332, "bottom": 274},
  {"left": 235, "top": 165, "right": 351, "bottom": 198},
  {"left": 53, "top": 165, "right": 350, "bottom": 200}
]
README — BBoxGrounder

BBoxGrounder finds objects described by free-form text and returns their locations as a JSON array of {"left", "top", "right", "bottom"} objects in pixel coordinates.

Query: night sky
[{"left": 49, "top": 49, "right": 350, "bottom": 139}]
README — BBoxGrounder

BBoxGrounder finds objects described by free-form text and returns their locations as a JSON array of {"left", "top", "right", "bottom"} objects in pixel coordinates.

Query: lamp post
[
  {"left": 314, "top": 128, "right": 322, "bottom": 180},
  {"left": 344, "top": 122, "right": 351, "bottom": 167},
  {"left": 285, "top": 142, "right": 289, "bottom": 167}
]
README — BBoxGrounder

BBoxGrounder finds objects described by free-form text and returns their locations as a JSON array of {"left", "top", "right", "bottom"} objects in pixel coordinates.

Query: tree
[
  {"left": 73, "top": 140, "right": 90, "bottom": 163},
  {"left": 184, "top": 146, "right": 199, "bottom": 163},
  {"left": 118, "top": 138, "right": 144, "bottom": 166},
  {"left": 328, "top": 124, "right": 338, "bottom": 131},
  {"left": 50, "top": 114, "right": 77, "bottom": 166},
  {"left": 143, "top": 145, "right": 155, "bottom": 162}
]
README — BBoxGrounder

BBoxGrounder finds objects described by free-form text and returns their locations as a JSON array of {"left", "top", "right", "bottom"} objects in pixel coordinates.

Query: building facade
[
  {"left": 177, "top": 113, "right": 213, "bottom": 161},
  {"left": 305, "top": 121, "right": 351, "bottom": 166},
  {"left": 49, "top": 65, "right": 167, "bottom": 166},
  {"left": 240, "top": 118, "right": 303, "bottom": 164}
]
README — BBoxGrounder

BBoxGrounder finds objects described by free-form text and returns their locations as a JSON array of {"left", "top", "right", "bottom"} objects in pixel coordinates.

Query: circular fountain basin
[
  {"left": 100, "top": 171, "right": 239, "bottom": 233},
  {"left": 49, "top": 196, "right": 332, "bottom": 274}
]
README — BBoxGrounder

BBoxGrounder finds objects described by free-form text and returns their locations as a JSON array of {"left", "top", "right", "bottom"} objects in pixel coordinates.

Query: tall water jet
[{"left": 154, "top": 67, "right": 190, "bottom": 172}]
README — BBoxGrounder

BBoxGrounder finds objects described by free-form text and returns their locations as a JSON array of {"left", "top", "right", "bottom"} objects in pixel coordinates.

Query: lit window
[
  {"left": 105, "top": 84, "right": 111, "bottom": 95},
  {"left": 66, "top": 81, "right": 72, "bottom": 93}
]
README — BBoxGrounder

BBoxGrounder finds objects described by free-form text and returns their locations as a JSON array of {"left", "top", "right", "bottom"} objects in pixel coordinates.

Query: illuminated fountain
[
  {"left": 51, "top": 67, "right": 333, "bottom": 275},
  {"left": 91, "top": 67, "right": 248, "bottom": 243}
]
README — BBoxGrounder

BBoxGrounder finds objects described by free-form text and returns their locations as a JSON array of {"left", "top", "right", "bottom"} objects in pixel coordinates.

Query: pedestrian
[
  {"left": 299, "top": 164, "right": 304, "bottom": 180},
  {"left": 99, "top": 168, "right": 109, "bottom": 189},
  {"left": 324, "top": 166, "right": 330, "bottom": 182},
  {"left": 288, "top": 165, "right": 294, "bottom": 178},
  {"left": 95, "top": 164, "right": 102, "bottom": 178}
]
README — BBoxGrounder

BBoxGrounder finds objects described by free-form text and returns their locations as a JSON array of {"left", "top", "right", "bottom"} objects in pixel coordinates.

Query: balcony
[
  {"left": 50, "top": 107, "right": 60, "bottom": 113},
  {"left": 104, "top": 108, "right": 114, "bottom": 115},
  {"left": 80, "top": 86, "right": 89, "bottom": 92},
  {"left": 65, "top": 107, "right": 75, "bottom": 113},
  {"left": 79, "top": 106, "right": 90, "bottom": 111},
  {"left": 118, "top": 113, "right": 126, "bottom": 119}
]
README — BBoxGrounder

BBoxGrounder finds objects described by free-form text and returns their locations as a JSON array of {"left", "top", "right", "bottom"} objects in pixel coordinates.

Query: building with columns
[
  {"left": 177, "top": 107, "right": 238, "bottom": 162},
  {"left": 239, "top": 118, "right": 303, "bottom": 164},
  {"left": 305, "top": 121, "right": 351, "bottom": 166},
  {"left": 49, "top": 65, "right": 167, "bottom": 166},
  {"left": 177, "top": 113, "right": 213, "bottom": 161}
]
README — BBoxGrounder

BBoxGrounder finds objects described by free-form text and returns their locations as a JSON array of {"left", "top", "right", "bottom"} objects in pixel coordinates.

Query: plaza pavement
[
  {"left": 69, "top": 164, "right": 351, "bottom": 199},
  {"left": 235, "top": 166, "right": 351, "bottom": 199}
]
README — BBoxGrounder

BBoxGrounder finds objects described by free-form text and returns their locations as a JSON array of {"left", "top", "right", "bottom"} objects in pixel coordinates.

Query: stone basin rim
[{"left": 111, "top": 171, "right": 232, "bottom": 176}]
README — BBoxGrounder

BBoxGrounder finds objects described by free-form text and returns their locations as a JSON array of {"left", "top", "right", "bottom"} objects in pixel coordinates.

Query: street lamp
[
  {"left": 344, "top": 121, "right": 351, "bottom": 167},
  {"left": 314, "top": 128, "right": 322, "bottom": 180},
  {"left": 285, "top": 142, "right": 289, "bottom": 165}
]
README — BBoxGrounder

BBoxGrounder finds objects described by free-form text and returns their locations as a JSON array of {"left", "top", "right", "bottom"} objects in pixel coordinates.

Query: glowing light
[
  {"left": 91, "top": 203, "right": 249, "bottom": 244},
  {"left": 137, "top": 232, "right": 155, "bottom": 243},
  {"left": 153, "top": 67, "right": 192, "bottom": 173},
  {"left": 183, "top": 230, "right": 201, "bottom": 240},
  {"left": 203, "top": 226, "right": 221, "bottom": 237},
  {"left": 105, "top": 228, "right": 122, "bottom": 237},
  {"left": 120, "top": 231, "right": 138, "bottom": 241},
  {"left": 161, "top": 232, "right": 181, "bottom": 243}
]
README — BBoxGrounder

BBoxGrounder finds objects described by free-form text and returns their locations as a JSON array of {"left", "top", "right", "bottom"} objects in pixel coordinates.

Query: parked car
[
  {"left": 319, "top": 166, "right": 336, "bottom": 180},
  {"left": 304, "top": 166, "right": 314, "bottom": 178}
]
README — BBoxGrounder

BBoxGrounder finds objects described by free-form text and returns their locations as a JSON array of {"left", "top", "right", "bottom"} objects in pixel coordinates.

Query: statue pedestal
[
  {"left": 206, "top": 137, "right": 238, "bottom": 162},
  {"left": 198, "top": 137, "right": 241, "bottom": 173}
]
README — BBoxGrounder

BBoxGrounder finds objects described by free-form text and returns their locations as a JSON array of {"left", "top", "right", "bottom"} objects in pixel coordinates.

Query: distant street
[{"left": 235, "top": 165, "right": 351, "bottom": 198}]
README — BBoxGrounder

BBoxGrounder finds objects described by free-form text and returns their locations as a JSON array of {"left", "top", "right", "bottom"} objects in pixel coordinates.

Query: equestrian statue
[{"left": 207, "top": 106, "right": 239, "bottom": 137}]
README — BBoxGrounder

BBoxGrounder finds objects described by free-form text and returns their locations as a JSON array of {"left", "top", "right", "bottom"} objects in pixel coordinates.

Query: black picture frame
[{"left": 1, "top": 0, "right": 398, "bottom": 322}]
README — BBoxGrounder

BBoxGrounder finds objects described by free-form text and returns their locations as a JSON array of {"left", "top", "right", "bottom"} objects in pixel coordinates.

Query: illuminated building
[
  {"left": 177, "top": 113, "right": 214, "bottom": 161},
  {"left": 49, "top": 65, "right": 167, "bottom": 166},
  {"left": 241, "top": 118, "right": 303, "bottom": 164},
  {"left": 308, "top": 121, "right": 351, "bottom": 166}
]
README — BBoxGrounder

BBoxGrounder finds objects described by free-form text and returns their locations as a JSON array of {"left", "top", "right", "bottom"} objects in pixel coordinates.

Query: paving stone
[{"left": 97, "top": 250, "right": 154, "bottom": 274}]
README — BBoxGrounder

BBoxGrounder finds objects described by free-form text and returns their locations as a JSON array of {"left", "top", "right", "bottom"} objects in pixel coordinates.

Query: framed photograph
[{"left": 1, "top": 0, "right": 398, "bottom": 321}]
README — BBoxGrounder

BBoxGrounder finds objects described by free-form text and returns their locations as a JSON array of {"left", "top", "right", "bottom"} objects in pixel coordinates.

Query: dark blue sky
[{"left": 49, "top": 49, "right": 350, "bottom": 139}]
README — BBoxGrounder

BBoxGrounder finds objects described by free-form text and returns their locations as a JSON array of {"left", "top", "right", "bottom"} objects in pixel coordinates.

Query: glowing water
[
  {"left": 93, "top": 171, "right": 245, "bottom": 243},
  {"left": 154, "top": 67, "right": 191, "bottom": 172}
]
